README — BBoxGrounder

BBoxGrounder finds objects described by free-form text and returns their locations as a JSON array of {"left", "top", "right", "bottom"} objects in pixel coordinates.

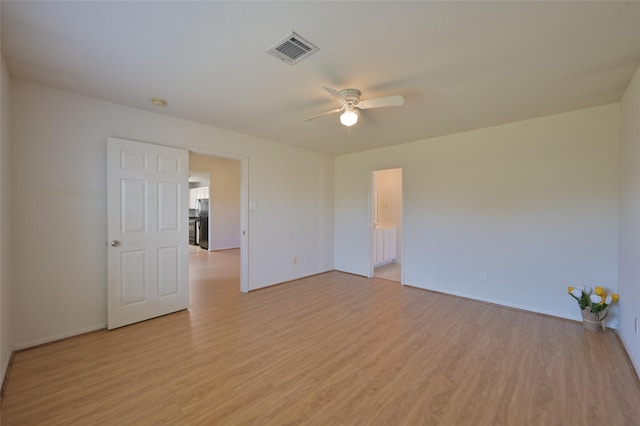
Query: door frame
[
  {"left": 369, "top": 165, "right": 405, "bottom": 284},
  {"left": 186, "top": 146, "right": 249, "bottom": 293}
]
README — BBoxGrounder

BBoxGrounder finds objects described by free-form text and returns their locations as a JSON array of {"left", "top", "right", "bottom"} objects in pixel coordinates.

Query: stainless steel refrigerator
[{"left": 197, "top": 198, "right": 209, "bottom": 250}]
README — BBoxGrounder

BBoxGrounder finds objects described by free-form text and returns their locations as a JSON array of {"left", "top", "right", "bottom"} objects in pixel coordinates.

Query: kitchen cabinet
[
  {"left": 189, "top": 187, "right": 209, "bottom": 209},
  {"left": 189, "top": 218, "right": 198, "bottom": 245},
  {"left": 374, "top": 226, "right": 396, "bottom": 267}
]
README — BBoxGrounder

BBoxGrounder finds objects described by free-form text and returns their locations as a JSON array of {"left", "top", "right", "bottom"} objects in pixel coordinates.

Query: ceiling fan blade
[
  {"left": 323, "top": 86, "right": 344, "bottom": 100},
  {"left": 357, "top": 95, "right": 404, "bottom": 109},
  {"left": 304, "top": 107, "right": 344, "bottom": 121}
]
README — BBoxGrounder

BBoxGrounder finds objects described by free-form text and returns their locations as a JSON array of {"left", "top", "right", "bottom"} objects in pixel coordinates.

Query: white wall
[
  {"left": 336, "top": 104, "right": 620, "bottom": 324},
  {"left": 0, "top": 54, "right": 12, "bottom": 381},
  {"left": 619, "top": 65, "right": 640, "bottom": 378},
  {"left": 374, "top": 168, "right": 402, "bottom": 262},
  {"left": 10, "top": 80, "right": 334, "bottom": 349},
  {"left": 189, "top": 153, "right": 241, "bottom": 250}
]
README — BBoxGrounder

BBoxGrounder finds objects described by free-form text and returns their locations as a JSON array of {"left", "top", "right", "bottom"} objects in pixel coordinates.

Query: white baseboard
[
  {"left": 618, "top": 332, "right": 640, "bottom": 382},
  {"left": 14, "top": 323, "right": 106, "bottom": 351},
  {"left": 250, "top": 268, "right": 334, "bottom": 291},
  {"left": 1, "top": 345, "right": 12, "bottom": 387},
  {"left": 403, "top": 283, "right": 618, "bottom": 329}
]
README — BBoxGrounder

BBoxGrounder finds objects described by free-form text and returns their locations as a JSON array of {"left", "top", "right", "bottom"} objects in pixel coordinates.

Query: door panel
[
  {"left": 121, "top": 180, "right": 147, "bottom": 233},
  {"left": 158, "top": 182, "right": 179, "bottom": 231},
  {"left": 121, "top": 250, "right": 147, "bottom": 305},
  {"left": 158, "top": 246, "right": 179, "bottom": 297},
  {"left": 108, "top": 137, "right": 189, "bottom": 329}
]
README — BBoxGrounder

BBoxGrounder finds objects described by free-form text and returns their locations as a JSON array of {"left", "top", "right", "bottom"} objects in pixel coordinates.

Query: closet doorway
[{"left": 371, "top": 168, "right": 403, "bottom": 283}]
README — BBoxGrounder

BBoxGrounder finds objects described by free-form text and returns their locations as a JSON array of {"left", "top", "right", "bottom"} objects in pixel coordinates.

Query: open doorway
[
  {"left": 371, "top": 168, "right": 403, "bottom": 283},
  {"left": 188, "top": 150, "right": 248, "bottom": 293},
  {"left": 188, "top": 171, "right": 210, "bottom": 253}
]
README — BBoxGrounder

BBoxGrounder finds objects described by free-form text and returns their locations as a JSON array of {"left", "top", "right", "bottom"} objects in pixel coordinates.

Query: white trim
[
  {"left": 249, "top": 269, "right": 334, "bottom": 292},
  {"left": 404, "top": 282, "right": 619, "bottom": 329},
  {"left": 369, "top": 171, "right": 375, "bottom": 278},
  {"left": 14, "top": 323, "right": 106, "bottom": 351},
  {"left": 2, "top": 345, "right": 13, "bottom": 382},
  {"left": 618, "top": 333, "right": 640, "bottom": 381},
  {"left": 185, "top": 146, "right": 249, "bottom": 293}
]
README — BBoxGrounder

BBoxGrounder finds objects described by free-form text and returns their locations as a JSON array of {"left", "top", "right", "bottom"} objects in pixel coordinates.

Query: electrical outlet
[
  {"left": 635, "top": 317, "right": 639, "bottom": 336},
  {"left": 293, "top": 256, "right": 297, "bottom": 265},
  {"left": 480, "top": 272, "right": 487, "bottom": 281}
]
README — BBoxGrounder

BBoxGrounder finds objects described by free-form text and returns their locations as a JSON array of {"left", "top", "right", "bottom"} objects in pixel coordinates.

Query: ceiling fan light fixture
[
  {"left": 304, "top": 86, "right": 403, "bottom": 128},
  {"left": 340, "top": 109, "right": 359, "bottom": 127},
  {"left": 150, "top": 97, "right": 167, "bottom": 107}
]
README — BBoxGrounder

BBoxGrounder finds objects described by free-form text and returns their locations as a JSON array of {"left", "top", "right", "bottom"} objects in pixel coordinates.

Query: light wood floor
[
  {"left": 3, "top": 250, "right": 640, "bottom": 425},
  {"left": 374, "top": 262, "right": 401, "bottom": 282},
  {"left": 188, "top": 244, "right": 207, "bottom": 253}
]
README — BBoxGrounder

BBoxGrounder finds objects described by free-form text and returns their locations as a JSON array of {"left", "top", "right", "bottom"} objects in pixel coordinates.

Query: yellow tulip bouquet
[{"left": 567, "top": 285, "right": 619, "bottom": 332}]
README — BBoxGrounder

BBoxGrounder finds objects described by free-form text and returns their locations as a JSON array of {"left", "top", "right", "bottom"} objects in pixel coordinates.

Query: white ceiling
[{"left": 3, "top": 1, "right": 640, "bottom": 156}]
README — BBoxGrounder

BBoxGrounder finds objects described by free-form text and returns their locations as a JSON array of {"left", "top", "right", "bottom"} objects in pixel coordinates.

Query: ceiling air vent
[{"left": 266, "top": 32, "right": 319, "bottom": 65}]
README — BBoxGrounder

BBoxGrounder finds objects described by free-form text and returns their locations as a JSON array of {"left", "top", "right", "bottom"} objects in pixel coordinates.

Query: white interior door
[{"left": 107, "top": 137, "right": 189, "bottom": 329}]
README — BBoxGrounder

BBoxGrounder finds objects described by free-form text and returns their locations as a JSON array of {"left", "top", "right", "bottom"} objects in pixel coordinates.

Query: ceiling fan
[{"left": 305, "top": 87, "right": 404, "bottom": 127}]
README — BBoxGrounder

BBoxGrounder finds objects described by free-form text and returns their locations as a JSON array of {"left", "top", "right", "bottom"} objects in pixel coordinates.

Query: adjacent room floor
[
  {"left": 374, "top": 262, "right": 401, "bottom": 282},
  {"left": 188, "top": 244, "right": 207, "bottom": 253},
  {"left": 2, "top": 250, "right": 640, "bottom": 424}
]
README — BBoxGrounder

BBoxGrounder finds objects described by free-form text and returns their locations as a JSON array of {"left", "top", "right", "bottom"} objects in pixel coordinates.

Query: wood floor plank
[{"left": 2, "top": 249, "right": 639, "bottom": 425}]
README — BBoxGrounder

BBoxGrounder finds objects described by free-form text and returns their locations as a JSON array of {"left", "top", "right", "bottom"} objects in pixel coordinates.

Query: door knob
[{"left": 110, "top": 240, "right": 121, "bottom": 247}]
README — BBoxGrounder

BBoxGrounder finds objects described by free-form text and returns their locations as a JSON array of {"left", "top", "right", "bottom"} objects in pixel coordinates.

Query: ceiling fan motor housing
[{"left": 339, "top": 89, "right": 361, "bottom": 103}]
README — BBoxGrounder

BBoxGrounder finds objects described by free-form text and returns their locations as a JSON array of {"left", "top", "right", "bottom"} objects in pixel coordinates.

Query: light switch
[{"left": 249, "top": 201, "right": 257, "bottom": 211}]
